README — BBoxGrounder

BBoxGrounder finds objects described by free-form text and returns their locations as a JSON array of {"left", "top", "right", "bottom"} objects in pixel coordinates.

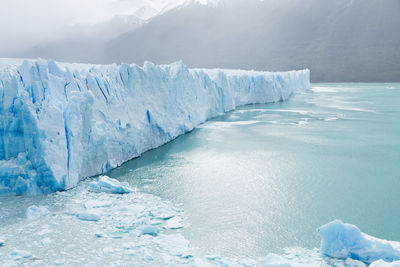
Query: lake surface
[
  {"left": 1, "top": 83, "right": 399, "bottom": 266},
  {"left": 108, "top": 83, "right": 400, "bottom": 258}
]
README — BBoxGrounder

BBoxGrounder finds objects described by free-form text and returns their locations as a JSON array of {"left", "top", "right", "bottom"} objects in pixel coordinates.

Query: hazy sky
[{"left": 0, "top": 0, "right": 217, "bottom": 54}]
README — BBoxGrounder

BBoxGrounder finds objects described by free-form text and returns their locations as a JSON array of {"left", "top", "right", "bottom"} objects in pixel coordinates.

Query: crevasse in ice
[{"left": 0, "top": 59, "right": 310, "bottom": 195}]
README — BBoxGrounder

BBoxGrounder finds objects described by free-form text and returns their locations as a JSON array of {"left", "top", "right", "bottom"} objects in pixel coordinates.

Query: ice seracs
[
  {"left": 0, "top": 58, "right": 310, "bottom": 195},
  {"left": 318, "top": 220, "right": 400, "bottom": 264}
]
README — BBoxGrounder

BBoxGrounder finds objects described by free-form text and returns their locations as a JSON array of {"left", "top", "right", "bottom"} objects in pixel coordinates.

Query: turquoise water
[
  {"left": 108, "top": 83, "right": 400, "bottom": 258},
  {"left": 1, "top": 83, "right": 399, "bottom": 266}
]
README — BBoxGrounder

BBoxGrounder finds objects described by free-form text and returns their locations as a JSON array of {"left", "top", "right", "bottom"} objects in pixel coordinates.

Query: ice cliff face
[{"left": 0, "top": 59, "right": 310, "bottom": 195}]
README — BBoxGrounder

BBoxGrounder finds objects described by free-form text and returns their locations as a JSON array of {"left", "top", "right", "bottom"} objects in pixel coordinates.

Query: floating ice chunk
[
  {"left": 151, "top": 209, "right": 176, "bottom": 220},
  {"left": 123, "top": 205, "right": 146, "bottom": 215},
  {"left": 318, "top": 220, "right": 400, "bottom": 264},
  {"left": 103, "top": 246, "right": 116, "bottom": 254},
  {"left": 156, "top": 234, "right": 192, "bottom": 258},
  {"left": 54, "top": 259, "right": 66, "bottom": 265},
  {"left": 205, "top": 255, "right": 231, "bottom": 266},
  {"left": 10, "top": 249, "right": 32, "bottom": 259},
  {"left": 258, "top": 253, "right": 307, "bottom": 267},
  {"left": 122, "top": 242, "right": 136, "bottom": 249},
  {"left": 56, "top": 191, "right": 72, "bottom": 197},
  {"left": 137, "top": 225, "right": 160, "bottom": 236},
  {"left": 76, "top": 211, "right": 100, "bottom": 221},
  {"left": 41, "top": 237, "right": 52, "bottom": 245},
  {"left": 88, "top": 176, "right": 133, "bottom": 194},
  {"left": 84, "top": 200, "right": 113, "bottom": 209},
  {"left": 238, "top": 258, "right": 258, "bottom": 266},
  {"left": 163, "top": 216, "right": 184, "bottom": 229},
  {"left": 0, "top": 238, "right": 4, "bottom": 246},
  {"left": 143, "top": 249, "right": 154, "bottom": 261},
  {"left": 37, "top": 228, "right": 53, "bottom": 236},
  {"left": 94, "top": 232, "right": 104, "bottom": 238},
  {"left": 370, "top": 260, "right": 400, "bottom": 267},
  {"left": 26, "top": 205, "right": 49, "bottom": 220}
]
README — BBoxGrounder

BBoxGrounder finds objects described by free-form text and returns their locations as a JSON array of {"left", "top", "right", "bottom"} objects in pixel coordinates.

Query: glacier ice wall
[{"left": 0, "top": 59, "right": 310, "bottom": 195}]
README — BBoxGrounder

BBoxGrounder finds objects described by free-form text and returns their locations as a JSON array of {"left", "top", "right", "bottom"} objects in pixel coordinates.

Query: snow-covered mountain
[
  {"left": 0, "top": 0, "right": 200, "bottom": 57},
  {"left": 3, "top": 0, "right": 216, "bottom": 62},
  {"left": 6, "top": 0, "right": 400, "bottom": 82},
  {"left": 102, "top": 0, "right": 400, "bottom": 82}
]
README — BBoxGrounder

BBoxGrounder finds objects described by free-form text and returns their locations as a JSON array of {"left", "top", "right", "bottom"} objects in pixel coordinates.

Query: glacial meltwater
[{"left": 1, "top": 83, "right": 399, "bottom": 266}]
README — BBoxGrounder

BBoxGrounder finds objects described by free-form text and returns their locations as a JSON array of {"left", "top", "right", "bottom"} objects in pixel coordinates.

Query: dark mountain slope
[
  {"left": 104, "top": 0, "right": 400, "bottom": 82},
  {"left": 15, "top": 0, "right": 400, "bottom": 82}
]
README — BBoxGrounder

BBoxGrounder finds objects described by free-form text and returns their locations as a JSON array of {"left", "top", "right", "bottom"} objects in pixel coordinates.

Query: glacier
[{"left": 0, "top": 58, "right": 310, "bottom": 195}]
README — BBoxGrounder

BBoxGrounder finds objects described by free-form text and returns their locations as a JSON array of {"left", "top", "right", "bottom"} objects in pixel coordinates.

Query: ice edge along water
[{"left": 0, "top": 58, "right": 310, "bottom": 195}]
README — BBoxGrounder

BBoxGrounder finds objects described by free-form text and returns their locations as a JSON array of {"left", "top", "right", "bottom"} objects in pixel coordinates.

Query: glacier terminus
[{"left": 0, "top": 59, "right": 310, "bottom": 195}]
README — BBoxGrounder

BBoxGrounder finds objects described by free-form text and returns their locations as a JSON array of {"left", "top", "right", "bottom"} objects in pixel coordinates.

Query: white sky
[{"left": 0, "top": 0, "right": 217, "bottom": 54}]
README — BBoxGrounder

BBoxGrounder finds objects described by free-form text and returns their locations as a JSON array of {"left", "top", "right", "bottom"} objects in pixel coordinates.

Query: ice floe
[
  {"left": 26, "top": 205, "right": 49, "bottom": 220},
  {"left": 75, "top": 211, "right": 101, "bottom": 221}
]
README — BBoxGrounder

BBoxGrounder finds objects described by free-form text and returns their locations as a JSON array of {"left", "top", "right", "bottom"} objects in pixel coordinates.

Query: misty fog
[{"left": 2, "top": 0, "right": 399, "bottom": 82}]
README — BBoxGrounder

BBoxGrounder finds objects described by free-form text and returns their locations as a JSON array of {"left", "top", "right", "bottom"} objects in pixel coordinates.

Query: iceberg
[
  {"left": 88, "top": 176, "right": 133, "bottom": 194},
  {"left": 163, "top": 216, "right": 184, "bottom": 229},
  {"left": 0, "top": 58, "right": 310, "bottom": 195},
  {"left": 318, "top": 220, "right": 400, "bottom": 264},
  {"left": 75, "top": 211, "right": 101, "bottom": 221}
]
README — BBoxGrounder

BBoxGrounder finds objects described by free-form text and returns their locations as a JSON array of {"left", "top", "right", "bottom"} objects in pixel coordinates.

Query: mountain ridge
[{"left": 9, "top": 0, "right": 400, "bottom": 82}]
